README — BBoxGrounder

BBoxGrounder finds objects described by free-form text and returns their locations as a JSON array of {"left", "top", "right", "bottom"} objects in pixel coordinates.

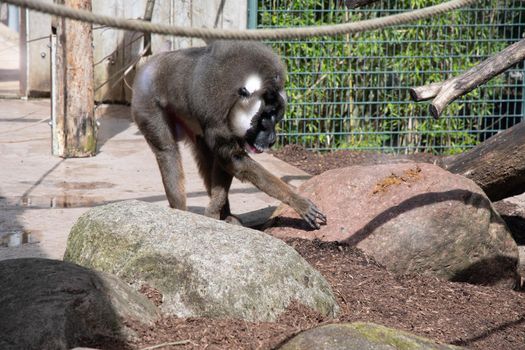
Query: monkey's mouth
[{"left": 245, "top": 142, "right": 264, "bottom": 154}]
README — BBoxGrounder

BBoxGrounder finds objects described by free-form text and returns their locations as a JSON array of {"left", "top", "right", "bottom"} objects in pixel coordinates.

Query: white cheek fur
[
  {"left": 245, "top": 75, "right": 262, "bottom": 94},
  {"left": 231, "top": 99, "right": 261, "bottom": 137}
]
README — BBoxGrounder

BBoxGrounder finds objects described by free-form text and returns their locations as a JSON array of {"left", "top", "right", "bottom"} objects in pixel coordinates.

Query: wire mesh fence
[{"left": 251, "top": 0, "right": 525, "bottom": 153}]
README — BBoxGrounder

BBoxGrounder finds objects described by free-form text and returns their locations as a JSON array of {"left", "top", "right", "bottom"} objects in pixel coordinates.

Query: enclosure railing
[{"left": 250, "top": 0, "right": 525, "bottom": 154}]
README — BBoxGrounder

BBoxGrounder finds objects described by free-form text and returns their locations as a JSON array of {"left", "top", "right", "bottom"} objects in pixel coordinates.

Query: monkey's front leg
[{"left": 227, "top": 155, "right": 326, "bottom": 229}]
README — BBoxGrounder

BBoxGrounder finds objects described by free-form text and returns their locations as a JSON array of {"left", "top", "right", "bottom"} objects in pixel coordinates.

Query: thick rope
[{"left": 4, "top": 0, "right": 478, "bottom": 40}]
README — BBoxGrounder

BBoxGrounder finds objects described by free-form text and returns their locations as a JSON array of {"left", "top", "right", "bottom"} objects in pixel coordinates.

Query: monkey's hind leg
[
  {"left": 154, "top": 142, "right": 186, "bottom": 211},
  {"left": 134, "top": 109, "right": 187, "bottom": 211}
]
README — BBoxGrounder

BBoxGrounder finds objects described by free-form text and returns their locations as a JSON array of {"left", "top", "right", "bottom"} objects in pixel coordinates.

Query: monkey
[{"left": 131, "top": 40, "right": 326, "bottom": 229}]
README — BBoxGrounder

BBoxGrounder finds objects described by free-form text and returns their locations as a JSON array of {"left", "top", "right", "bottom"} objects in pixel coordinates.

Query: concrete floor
[{"left": 0, "top": 99, "right": 310, "bottom": 260}]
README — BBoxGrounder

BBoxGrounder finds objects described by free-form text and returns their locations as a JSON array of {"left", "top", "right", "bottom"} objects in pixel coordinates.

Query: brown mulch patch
[
  {"left": 124, "top": 239, "right": 525, "bottom": 350},
  {"left": 114, "top": 146, "right": 524, "bottom": 350},
  {"left": 271, "top": 144, "right": 441, "bottom": 176},
  {"left": 372, "top": 165, "right": 422, "bottom": 194},
  {"left": 139, "top": 284, "right": 164, "bottom": 307}
]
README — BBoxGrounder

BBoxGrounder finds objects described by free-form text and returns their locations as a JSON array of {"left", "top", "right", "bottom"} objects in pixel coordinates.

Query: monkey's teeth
[
  {"left": 245, "top": 143, "right": 258, "bottom": 153},
  {"left": 245, "top": 143, "right": 263, "bottom": 154}
]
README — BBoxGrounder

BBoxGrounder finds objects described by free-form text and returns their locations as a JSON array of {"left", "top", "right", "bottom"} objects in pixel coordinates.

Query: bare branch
[
  {"left": 409, "top": 82, "right": 443, "bottom": 102},
  {"left": 410, "top": 38, "right": 525, "bottom": 118}
]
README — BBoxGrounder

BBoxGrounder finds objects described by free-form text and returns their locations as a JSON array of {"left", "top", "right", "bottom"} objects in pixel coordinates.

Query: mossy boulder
[
  {"left": 278, "top": 322, "right": 465, "bottom": 350},
  {"left": 64, "top": 200, "right": 339, "bottom": 321}
]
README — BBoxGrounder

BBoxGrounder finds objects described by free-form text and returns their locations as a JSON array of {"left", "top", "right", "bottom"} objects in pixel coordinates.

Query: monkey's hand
[
  {"left": 220, "top": 153, "right": 327, "bottom": 230},
  {"left": 291, "top": 196, "right": 327, "bottom": 230}
]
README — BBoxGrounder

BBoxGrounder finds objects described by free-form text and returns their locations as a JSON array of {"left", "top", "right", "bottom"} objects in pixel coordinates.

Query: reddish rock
[{"left": 267, "top": 163, "right": 519, "bottom": 287}]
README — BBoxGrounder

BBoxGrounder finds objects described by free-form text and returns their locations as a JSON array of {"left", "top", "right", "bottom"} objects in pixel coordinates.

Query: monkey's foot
[{"left": 224, "top": 215, "right": 243, "bottom": 226}]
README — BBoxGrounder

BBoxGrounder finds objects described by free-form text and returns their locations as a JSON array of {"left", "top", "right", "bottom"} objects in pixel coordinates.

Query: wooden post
[
  {"left": 142, "top": 0, "right": 155, "bottom": 56},
  {"left": 52, "top": 0, "right": 96, "bottom": 157}
]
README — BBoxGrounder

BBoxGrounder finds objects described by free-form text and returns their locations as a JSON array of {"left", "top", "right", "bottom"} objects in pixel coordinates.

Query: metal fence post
[{"left": 247, "top": 0, "right": 257, "bottom": 29}]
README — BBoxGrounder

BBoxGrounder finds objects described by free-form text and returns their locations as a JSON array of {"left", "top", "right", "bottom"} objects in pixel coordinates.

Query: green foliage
[{"left": 258, "top": 0, "right": 524, "bottom": 153}]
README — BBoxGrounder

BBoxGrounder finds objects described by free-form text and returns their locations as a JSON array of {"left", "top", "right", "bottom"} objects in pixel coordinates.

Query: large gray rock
[
  {"left": 267, "top": 163, "right": 519, "bottom": 287},
  {"left": 278, "top": 322, "right": 464, "bottom": 350},
  {"left": 64, "top": 200, "right": 339, "bottom": 322},
  {"left": 0, "top": 258, "right": 157, "bottom": 350}
]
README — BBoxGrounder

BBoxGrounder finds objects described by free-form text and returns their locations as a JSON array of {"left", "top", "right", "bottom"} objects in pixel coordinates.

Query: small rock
[
  {"left": 278, "top": 322, "right": 465, "bottom": 350},
  {"left": 64, "top": 200, "right": 339, "bottom": 321}
]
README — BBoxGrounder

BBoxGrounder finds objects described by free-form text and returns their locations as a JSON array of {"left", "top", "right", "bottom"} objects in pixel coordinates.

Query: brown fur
[{"left": 131, "top": 41, "right": 326, "bottom": 228}]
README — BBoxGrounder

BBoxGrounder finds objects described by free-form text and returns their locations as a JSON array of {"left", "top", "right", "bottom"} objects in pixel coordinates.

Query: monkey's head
[
  {"left": 197, "top": 41, "right": 287, "bottom": 154},
  {"left": 227, "top": 44, "right": 287, "bottom": 154},
  {"left": 231, "top": 75, "right": 287, "bottom": 154}
]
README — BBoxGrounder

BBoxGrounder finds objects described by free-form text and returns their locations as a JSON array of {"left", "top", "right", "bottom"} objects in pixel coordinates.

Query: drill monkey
[{"left": 131, "top": 41, "right": 326, "bottom": 229}]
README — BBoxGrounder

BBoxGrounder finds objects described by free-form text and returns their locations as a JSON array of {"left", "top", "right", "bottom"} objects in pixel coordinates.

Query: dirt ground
[
  {"left": 271, "top": 144, "right": 442, "bottom": 175},
  {"left": 103, "top": 146, "right": 525, "bottom": 350}
]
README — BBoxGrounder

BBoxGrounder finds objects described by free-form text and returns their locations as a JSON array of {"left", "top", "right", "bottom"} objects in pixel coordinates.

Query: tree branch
[
  {"left": 442, "top": 121, "right": 525, "bottom": 202},
  {"left": 410, "top": 38, "right": 525, "bottom": 118}
]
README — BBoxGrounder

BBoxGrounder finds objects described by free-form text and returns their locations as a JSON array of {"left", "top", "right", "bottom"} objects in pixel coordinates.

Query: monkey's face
[{"left": 230, "top": 74, "right": 286, "bottom": 153}]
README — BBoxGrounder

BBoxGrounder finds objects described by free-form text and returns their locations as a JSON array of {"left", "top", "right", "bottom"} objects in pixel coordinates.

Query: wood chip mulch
[{"left": 98, "top": 145, "right": 525, "bottom": 350}]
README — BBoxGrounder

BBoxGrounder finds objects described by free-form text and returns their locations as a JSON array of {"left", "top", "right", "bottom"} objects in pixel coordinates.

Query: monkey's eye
[{"left": 238, "top": 87, "right": 250, "bottom": 98}]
